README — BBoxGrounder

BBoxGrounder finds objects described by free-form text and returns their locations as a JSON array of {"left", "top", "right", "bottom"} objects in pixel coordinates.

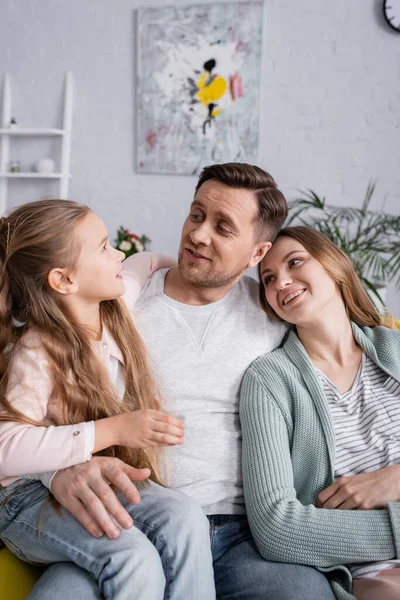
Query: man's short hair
[{"left": 195, "top": 162, "right": 288, "bottom": 242}]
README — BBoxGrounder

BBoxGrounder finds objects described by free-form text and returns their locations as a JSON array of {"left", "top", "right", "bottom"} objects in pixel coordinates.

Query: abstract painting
[{"left": 136, "top": 2, "right": 263, "bottom": 174}]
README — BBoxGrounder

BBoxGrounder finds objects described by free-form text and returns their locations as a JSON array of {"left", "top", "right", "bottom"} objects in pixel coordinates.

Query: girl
[
  {"left": 0, "top": 199, "right": 216, "bottom": 600},
  {"left": 240, "top": 226, "right": 400, "bottom": 600}
]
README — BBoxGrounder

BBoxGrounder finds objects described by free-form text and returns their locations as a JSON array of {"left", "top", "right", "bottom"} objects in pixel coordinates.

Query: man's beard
[{"left": 178, "top": 249, "right": 249, "bottom": 289}]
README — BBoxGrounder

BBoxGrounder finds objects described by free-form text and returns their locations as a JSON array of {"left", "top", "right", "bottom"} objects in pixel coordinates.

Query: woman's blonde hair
[
  {"left": 259, "top": 225, "right": 382, "bottom": 329},
  {"left": 0, "top": 199, "right": 162, "bottom": 484}
]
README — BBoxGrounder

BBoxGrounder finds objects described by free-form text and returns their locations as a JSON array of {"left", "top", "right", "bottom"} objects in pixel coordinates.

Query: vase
[{"left": 34, "top": 158, "right": 55, "bottom": 174}]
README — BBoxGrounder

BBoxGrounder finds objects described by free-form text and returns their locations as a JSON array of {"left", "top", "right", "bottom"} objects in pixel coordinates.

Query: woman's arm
[
  {"left": 318, "top": 466, "right": 400, "bottom": 510},
  {"left": 240, "top": 367, "right": 400, "bottom": 568},
  {"left": 121, "top": 252, "right": 176, "bottom": 309}
]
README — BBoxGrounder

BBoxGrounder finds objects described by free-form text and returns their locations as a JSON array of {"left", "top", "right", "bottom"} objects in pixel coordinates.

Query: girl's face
[
  {"left": 260, "top": 236, "right": 342, "bottom": 325},
  {"left": 71, "top": 211, "right": 126, "bottom": 303}
]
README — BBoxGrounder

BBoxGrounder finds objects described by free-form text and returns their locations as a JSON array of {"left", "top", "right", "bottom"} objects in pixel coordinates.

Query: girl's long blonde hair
[
  {"left": 259, "top": 226, "right": 383, "bottom": 329},
  {"left": 0, "top": 199, "right": 162, "bottom": 484}
]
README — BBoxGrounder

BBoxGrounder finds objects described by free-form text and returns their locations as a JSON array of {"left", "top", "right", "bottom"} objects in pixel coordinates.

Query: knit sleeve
[{"left": 240, "top": 366, "right": 400, "bottom": 568}]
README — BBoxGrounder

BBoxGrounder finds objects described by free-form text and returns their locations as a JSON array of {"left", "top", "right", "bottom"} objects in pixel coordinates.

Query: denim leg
[
  {"left": 27, "top": 563, "right": 101, "bottom": 600},
  {"left": 209, "top": 515, "right": 335, "bottom": 600},
  {"left": 1, "top": 480, "right": 165, "bottom": 600},
  {"left": 1, "top": 480, "right": 215, "bottom": 600},
  {"left": 130, "top": 482, "right": 216, "bottom": 600}
]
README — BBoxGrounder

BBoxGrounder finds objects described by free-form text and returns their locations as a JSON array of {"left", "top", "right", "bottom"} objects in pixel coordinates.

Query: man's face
[{"left": 178, "top": 179, "right": 269, "bottom": 288}]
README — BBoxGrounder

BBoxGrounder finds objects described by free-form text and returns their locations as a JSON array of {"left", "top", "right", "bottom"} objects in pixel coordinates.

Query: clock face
[{"left": 384, "top": 0, "right": 400, "bottom": 31}]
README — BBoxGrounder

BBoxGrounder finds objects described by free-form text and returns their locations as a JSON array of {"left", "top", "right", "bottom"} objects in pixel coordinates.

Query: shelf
[
  {"left": 0, "top": 172, "right": 66, "bottom": 179},
  {"left": 0, "top": 128, "right": 64, "bottom": 136},
  {"left": 0, "top": 72, "right": 73, "bottom": 210}
]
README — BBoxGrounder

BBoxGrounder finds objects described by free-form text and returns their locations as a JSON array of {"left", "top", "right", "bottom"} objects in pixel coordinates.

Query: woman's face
[{"left": 260, "top": 236, "right": 341, "bottom": 325}]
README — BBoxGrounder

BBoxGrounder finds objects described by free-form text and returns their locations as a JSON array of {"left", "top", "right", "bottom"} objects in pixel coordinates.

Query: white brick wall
[{"left": 1, "top": 0, "right": 399, "bottom": 312}]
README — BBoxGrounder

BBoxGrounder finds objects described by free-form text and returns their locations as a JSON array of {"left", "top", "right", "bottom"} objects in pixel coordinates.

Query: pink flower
[
  {"left": 229, "top": 73, "right": 244, "bottom": 101},
  {"left": 134, "top": 240, "right": 144, "bottom": 252},
  {"left": 119, "top": 240, "right": 132, "bottom": 251}
]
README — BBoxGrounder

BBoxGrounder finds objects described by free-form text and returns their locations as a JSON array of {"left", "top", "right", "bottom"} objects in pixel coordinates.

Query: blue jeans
[
  {"left": 209, "top": 515, "right": 335, "bottom": 600},
  {"left": 24, "top": 512, "right": 335, "bottom": 599},
  {"left": 0, "top": 479, "right": 215, "bottom": 600}
]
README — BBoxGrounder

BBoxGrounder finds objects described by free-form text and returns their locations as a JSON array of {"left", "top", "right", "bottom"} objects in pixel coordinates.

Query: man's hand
[
  {"left": 318, "top": 465, "right": 400, "bottom": 510},
  {"left": 51, "top": 457, "right": 150, "bottom": 539}
]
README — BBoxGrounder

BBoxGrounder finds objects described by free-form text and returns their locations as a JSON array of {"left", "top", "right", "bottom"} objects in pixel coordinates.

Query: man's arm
[{"left": 50, "top": 456, "right": 150, "bottom": 539}]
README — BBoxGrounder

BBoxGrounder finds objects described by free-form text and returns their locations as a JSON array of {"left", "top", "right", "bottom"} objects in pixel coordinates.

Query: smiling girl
[
  {"left": 240, "top": 226, "right": 400, "bottom": 600},
  {"left": 0, "top": 199, "right": 215, "bottom": 600}
]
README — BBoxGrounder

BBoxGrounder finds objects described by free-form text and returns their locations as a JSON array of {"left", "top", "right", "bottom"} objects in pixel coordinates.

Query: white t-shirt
[{"left": 135, "top": 269, "right": 286, "bottom": 515}]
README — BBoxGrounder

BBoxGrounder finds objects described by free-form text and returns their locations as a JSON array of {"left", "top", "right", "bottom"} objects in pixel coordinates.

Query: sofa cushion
[{"left": 0, "top": 548, "right": 42, "bottom": 600}]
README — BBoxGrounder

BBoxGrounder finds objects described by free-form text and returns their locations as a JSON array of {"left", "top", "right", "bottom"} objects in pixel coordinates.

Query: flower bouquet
[{"left": 114, "top": 226, "right": 151, "bottom": 259}]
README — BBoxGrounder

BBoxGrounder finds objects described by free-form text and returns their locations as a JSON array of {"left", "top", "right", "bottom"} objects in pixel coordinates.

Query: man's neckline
[
  {"left": 161, "top": 266, "right": 240, "bottom": 308},
  {"left": 159, "top": 268, "right": 237, "bottom": 309}
]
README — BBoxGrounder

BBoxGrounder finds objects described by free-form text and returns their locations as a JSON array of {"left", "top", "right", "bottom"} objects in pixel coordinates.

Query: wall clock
[{"left": 383, "top": 0, "right": 400, "bottom": 32}]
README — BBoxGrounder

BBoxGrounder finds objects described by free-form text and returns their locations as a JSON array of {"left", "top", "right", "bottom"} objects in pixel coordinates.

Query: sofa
[{"left": 0, "top": 542, "right": 42, "bottom": 599}]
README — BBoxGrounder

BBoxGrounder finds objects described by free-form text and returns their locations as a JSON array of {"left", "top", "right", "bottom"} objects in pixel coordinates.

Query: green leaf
[{"left": 287, "top": 184, "right": 400, "bottom": 292}]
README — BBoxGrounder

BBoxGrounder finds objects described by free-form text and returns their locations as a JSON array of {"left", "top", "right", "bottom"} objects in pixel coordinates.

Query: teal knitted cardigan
[{"left": 240, "top": 324, "right": 400, "bottom": 600}]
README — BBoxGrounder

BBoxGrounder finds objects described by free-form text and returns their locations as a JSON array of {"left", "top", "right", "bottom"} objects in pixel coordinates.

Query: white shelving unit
[{"left": 0, "top": 72, "right": 73, "bottom": 213}]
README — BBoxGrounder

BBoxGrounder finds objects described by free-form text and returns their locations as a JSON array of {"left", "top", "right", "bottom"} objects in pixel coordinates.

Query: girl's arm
[
  {"left": 121, "top": 252, "right": 176, "bottom": 309},
  {"left": 0, "top": 343, "right": 91, "bottom": 478},
  {"left": 0, "top": 338, "right": 183, "bottom": 480},
  {"left": 240, "top": 367, "right": 400, "bottom": 568}
]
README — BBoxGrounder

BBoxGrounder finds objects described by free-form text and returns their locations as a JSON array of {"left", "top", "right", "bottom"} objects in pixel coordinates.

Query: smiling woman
[
  {"left": 258, "top": 226, "right": 380, "bottom": 328},
  {"left": 240, "top": 226, "right": 400, "bottom": 600}
]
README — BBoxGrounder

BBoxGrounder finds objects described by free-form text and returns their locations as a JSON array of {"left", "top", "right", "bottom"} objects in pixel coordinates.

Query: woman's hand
[
  {"left": 116, "top": 409, "right": 185, "bottom": 448},
  {"left": 318, "top": 465, "right": 400, "bottom": 510}
]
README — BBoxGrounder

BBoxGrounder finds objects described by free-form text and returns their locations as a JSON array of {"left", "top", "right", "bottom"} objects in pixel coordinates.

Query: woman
[{"left": 240, "top": 226, "right": 400, "bottom": 600}]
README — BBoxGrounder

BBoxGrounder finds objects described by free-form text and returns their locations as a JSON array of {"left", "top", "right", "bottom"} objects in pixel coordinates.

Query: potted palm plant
[{"left": 286, "top": 183, "right": 400, "bottom": 307}]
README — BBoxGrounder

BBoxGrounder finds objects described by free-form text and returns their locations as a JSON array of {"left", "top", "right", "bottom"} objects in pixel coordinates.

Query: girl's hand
[
  {"left": 317, "top": 465, "right": 400, "bottom": 510},
  {"left": 117, "top": 409, "right": 185, "bottom": 449}
]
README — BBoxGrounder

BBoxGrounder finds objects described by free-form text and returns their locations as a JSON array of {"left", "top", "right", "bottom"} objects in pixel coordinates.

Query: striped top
[{"left": 317, "top": 354, "right": 400, "bottom": 579}]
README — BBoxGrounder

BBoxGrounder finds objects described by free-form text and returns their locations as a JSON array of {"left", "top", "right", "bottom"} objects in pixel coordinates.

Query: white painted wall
[{"left": 1, "top": 0, "right": 399, "bottom": 313}]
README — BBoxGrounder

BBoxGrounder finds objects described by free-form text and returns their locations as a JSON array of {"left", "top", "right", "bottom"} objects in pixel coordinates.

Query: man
[{"left": 30, "top": 163, "right": 335, "bottom": 600}]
